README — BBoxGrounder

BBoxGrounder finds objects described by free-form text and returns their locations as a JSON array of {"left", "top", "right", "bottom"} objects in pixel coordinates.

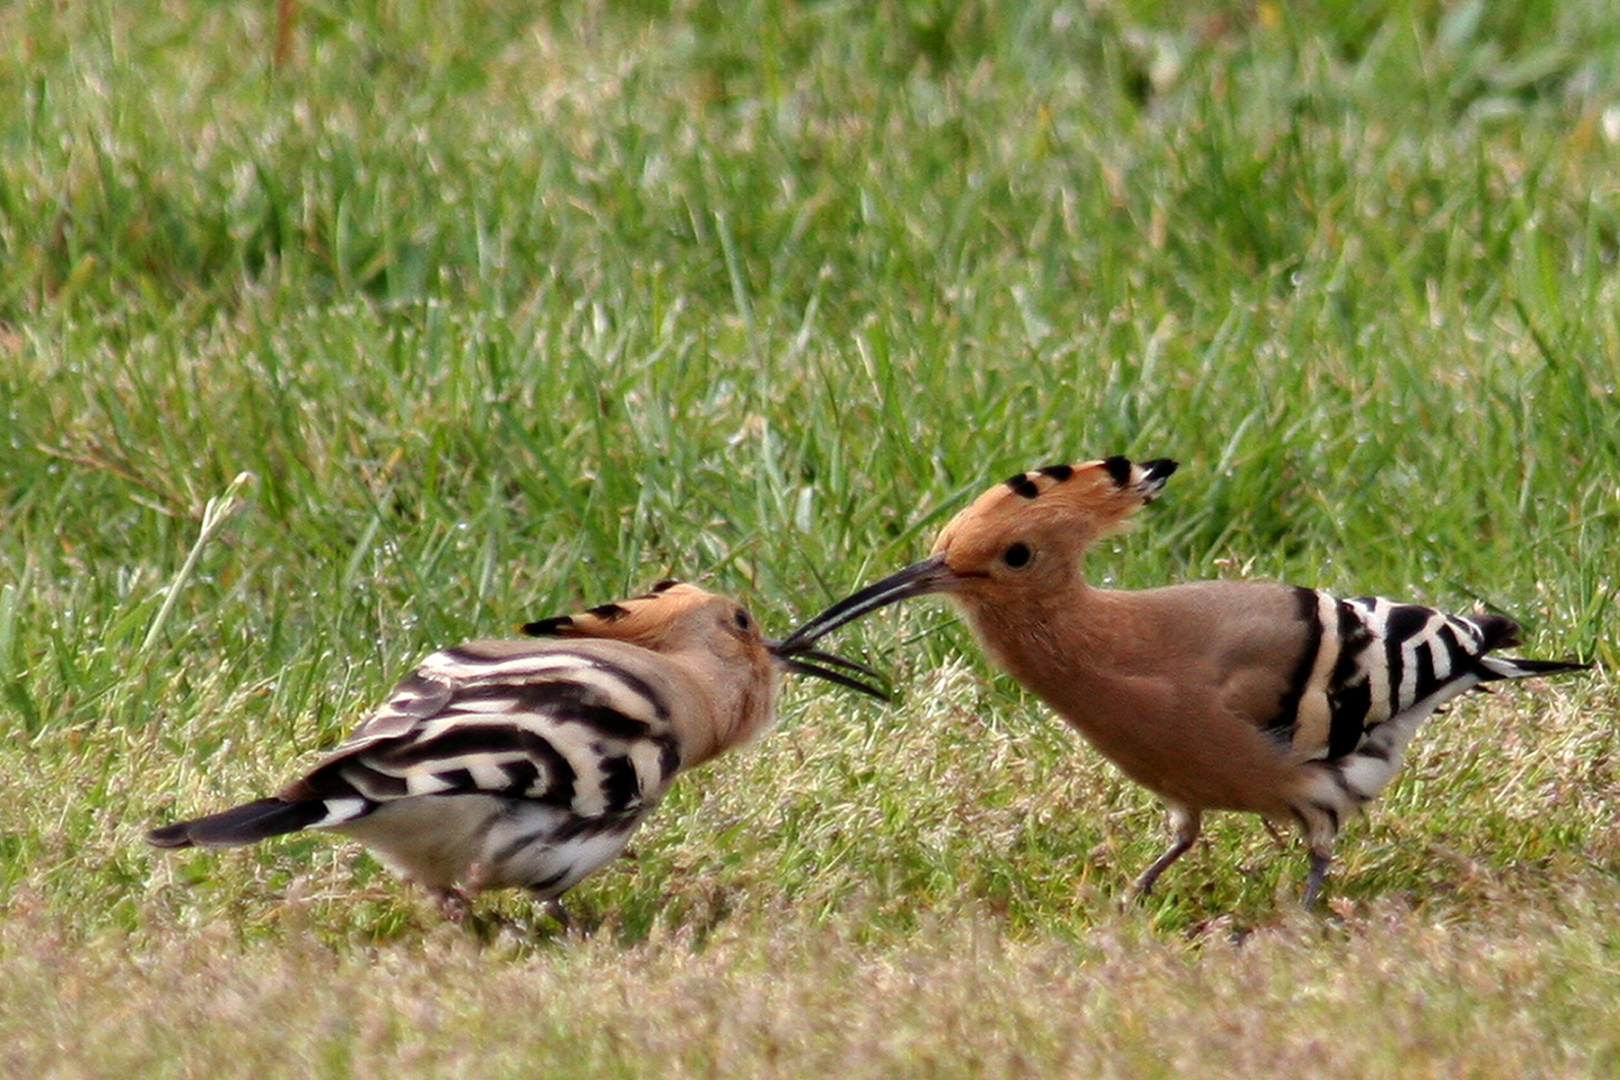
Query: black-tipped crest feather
[
  {"left": 1101, "top": 456, "right": 1133, "bottom": 485},
  {"left": 521, "top": 615, "right": 575, "bottom": 636}
]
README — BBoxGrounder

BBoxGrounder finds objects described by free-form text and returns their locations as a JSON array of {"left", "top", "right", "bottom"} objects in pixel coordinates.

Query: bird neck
[
  {"left": 671, "top": 649, "right": 776, "bottom": 769},
  {"left": 960, "top": 577, "right": 1121, "bottom": 697}
]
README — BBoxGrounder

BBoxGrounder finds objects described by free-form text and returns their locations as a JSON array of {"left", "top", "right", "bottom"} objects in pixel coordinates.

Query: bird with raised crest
[
  {"left": 782, "top": 457, "right": 1590, "bottom": 907},
  {"left": 147, "top": 580, "right": 885, "bottom": 925}
]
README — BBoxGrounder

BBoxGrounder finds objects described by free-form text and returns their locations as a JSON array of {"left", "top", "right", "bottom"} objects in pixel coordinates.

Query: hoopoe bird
[
  {"left": 148, "top": 580, "right": 884, "bottom": 923},
  {"left": 782, "top": 457, "right": 1590, "bottom": 907}
]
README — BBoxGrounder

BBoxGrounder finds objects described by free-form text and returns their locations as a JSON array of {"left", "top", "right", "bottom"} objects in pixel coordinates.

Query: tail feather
[
  {"left": 1477, "top": 656, "right": 1592, "bottom": 682},
  {"left": 146, "top": 797, "right": 330, "bottom": 849}
]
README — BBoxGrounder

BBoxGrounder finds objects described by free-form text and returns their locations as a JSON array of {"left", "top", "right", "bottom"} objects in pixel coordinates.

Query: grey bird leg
[
  {"left": 437, "top": 886, "right": 475, "bottom": 923},
  {"left": 1132, "top": 804, "right": 1201, "bottom": 898},
  {"left": 1301, "top": 849, "right": 1332, "bottom": 909},
  {"left": 543, "top": 897, "right": 573, "bottom": 931}
]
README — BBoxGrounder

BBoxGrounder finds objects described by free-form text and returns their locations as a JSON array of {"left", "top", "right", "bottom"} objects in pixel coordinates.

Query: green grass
[{"left": 2, "top": 0, "right": 1618, "bottom": 1075}]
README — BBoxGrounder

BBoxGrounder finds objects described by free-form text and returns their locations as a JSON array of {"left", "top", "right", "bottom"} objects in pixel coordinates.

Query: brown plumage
[
  {"left": 148, "top": 580, "right": 884, "bottom": 923},
  {"left": 783, "top": 457, "right": 1590, "bottom": 906}
]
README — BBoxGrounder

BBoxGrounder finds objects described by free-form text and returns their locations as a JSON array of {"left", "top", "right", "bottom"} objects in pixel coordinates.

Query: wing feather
[
  {"left": 1268, "top": 593, "right": 1513, "bottom": 764},
  {"left": 279, "top": 644, "right": 683, "bottom": 829}
]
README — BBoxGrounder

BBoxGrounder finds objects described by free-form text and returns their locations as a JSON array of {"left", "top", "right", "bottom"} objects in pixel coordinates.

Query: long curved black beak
[
  {"left": 779, "top": 553, "right": 956, "bottom": 652},
  {"left": 767, "top": 639, "right": 891, "bottom": 700}
]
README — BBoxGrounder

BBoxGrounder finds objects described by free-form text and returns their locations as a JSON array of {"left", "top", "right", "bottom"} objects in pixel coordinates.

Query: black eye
[
  {"left": 1003, "top": 542, "right": 1032, "bottom": 568},
  {"left": 733, "top": 609, "right": 751, "bottom": 630}
]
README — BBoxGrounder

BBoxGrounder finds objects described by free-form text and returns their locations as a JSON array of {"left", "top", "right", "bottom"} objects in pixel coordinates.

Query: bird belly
[
  {"left": 336, "top": 795, "right": 640, "bottom": 897},
  {"left": 480, "top": 806, "right": 642, "bottom": 898},
  {"left": 1061, "top": 705, "right": 1301, "bottom": 818},
  {"left": 337, "top": 794, "right": 508, "bottom": 891}
]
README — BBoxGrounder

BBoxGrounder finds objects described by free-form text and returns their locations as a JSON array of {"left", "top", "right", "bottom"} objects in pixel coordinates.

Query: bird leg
[
  {"left": 1131, "top": 804, "right": 1201, "bottom": 898},
  {"left": 436, "top": 886, "right": 476, "bottom": 923},
  {"left": 543, "top": 897, "right": 573, "bottom": 932},
  {"left": 435, "top": 861, "right": 492, "bottom": 924},
  {"left": 1301, "top": 849, "right": 1332, "bottom": 909}
]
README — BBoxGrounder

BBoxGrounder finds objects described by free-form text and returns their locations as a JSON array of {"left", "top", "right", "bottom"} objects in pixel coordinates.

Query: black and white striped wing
[
  {"left": 285, "top": 642, "right": 684, "bottom": 830},
  {"left": 1268, "top": 590, "right": 1517, "bottom": 764}
]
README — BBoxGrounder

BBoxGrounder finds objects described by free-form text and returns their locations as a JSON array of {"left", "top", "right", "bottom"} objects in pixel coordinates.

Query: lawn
[{"left": 2, "top": 1, "right": 1617, "bottom": 1076}]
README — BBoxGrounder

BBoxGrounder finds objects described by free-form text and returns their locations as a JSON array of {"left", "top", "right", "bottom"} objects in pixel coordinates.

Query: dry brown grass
[{"left": 6, "top": 883, "right": 1619, "bottom": 1080}]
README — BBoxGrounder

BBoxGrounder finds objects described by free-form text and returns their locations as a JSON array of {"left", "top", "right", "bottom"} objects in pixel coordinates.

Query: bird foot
[
  {"left": 1301, "top": 851, "right": 1331, "bottom": 910},
  {"left": 437, "top": 887, "right": 476, "bottom": 923}
]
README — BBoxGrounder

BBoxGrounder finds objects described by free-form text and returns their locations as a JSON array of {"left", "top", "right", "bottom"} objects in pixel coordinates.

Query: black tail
[{"left": 146, "top": 797, "right": 328, "bottom": 849}]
